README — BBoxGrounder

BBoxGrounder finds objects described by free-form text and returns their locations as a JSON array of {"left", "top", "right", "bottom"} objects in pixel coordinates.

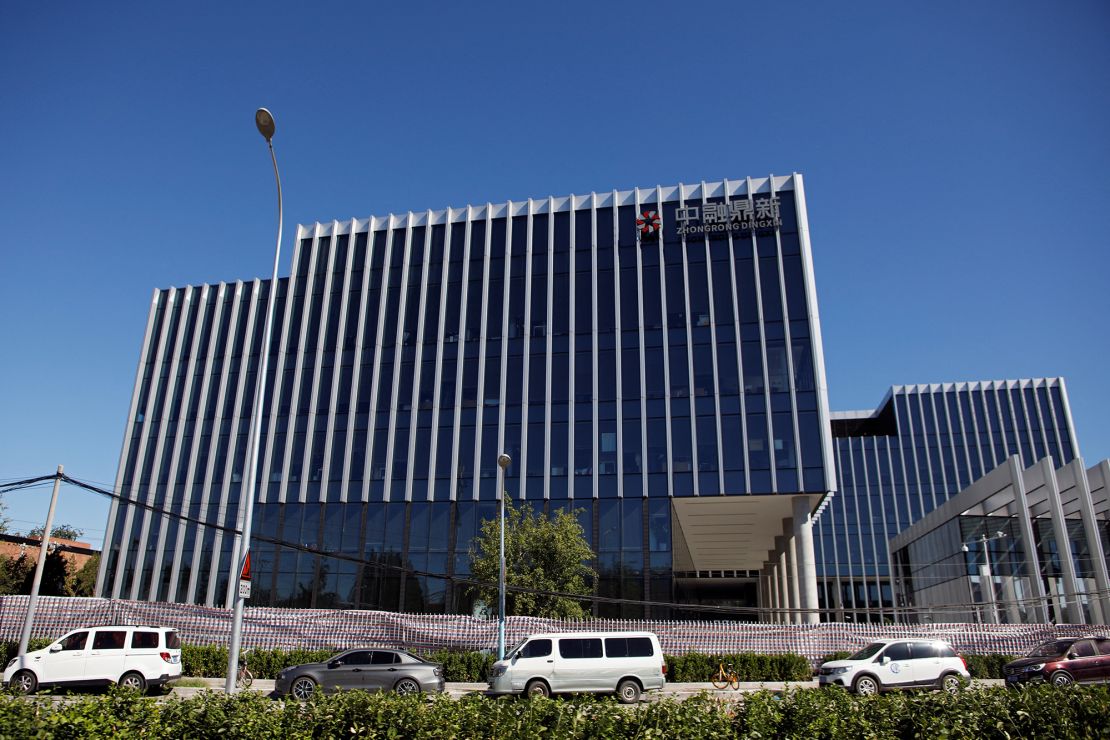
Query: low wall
[{"left": 2, "top": 596, "right": 1102, "bottom": 663}]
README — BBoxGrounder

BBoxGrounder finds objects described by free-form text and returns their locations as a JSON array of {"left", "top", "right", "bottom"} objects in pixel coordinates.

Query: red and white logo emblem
[{"left": 636, "top": 210, "right": 661, "bottom": 235}]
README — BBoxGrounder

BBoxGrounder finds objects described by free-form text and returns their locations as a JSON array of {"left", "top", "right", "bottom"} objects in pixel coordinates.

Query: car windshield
[
  {"left": 505, "top": 639, "right": 528, "bottom": 659},
  {"left": 1026, "top": 640, "right": 1072, "bottom": 658},
  {"left": 847, "top": 643, "right": 885, "bottom": 661}
]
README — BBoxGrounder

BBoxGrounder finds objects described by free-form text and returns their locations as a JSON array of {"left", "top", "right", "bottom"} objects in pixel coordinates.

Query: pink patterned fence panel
[{"left": 2, "top": 596, "right": 1102, "bottom": 665}]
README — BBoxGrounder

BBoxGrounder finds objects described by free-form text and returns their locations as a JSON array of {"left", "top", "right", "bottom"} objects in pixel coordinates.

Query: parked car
[
  {"left": 1003, "top": 635, "right": 1110, "bottom": 687},
  {"left": 486, "top": 631, "right": 666, "bottom": 703},
  {"left": 275, "top": 648, "right": 444, "bottom": 699},
  {"left": 2, "top": 625, "right": 182, "bottom": 694},
  {"left": 816, "top": 638, "right": 969, "bottom": 695}
]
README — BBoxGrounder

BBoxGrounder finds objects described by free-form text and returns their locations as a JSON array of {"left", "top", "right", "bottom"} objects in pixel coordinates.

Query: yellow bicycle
[{"left": 711, "top": 661, "right": 739, "bottom": 690}]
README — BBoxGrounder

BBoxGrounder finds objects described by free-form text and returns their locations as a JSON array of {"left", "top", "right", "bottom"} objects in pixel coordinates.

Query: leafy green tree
[
  {"left": 33, "top": 549, "right": 73, "bottom": 595},
  {"left": 27, "top": 523, "right": 84, "bottom": 541},
  {"left": 70, "top": 553, "right": 101, "bottom": 597},
  {"left": 0, "top": 554, "right": 33, "bottom": 595},
  {"left": 469, "top": 499, "right": 596, "bottom": 618},
  {"left": 0, "top": 549, "right": 73, "bottom": 596}
]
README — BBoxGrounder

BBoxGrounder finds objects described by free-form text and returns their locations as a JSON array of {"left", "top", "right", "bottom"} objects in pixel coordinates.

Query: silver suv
[{"left": 817, "top": 638, "right": 969, "bottom": 695}]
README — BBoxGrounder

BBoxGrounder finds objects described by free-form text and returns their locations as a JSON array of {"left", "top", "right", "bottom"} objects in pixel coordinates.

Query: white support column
[
  {"left": 776, "top": 536, "right": 790, "bottom": 625},
  {"left": 768, "top": 561, "right": 780, "bottom": 623},
  {"left": 793, "top": 496, "right": 820, "bottom": 625},
  {"left": 784, "top": 518, "right": 801, "bottom": 624},
  {"left": 1042, "top": 460, "right": 1084, "bottom": 623},
  {"left": 1071, "top": 458, "right": 1110, "bottom": 624},
  {"left": 1008, "top": 456, "right": 1051, "bottom": 622}
]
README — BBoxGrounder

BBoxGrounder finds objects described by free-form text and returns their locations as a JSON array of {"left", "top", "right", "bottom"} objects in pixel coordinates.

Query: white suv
[
  {"left": 3, "top": 625, "right": 182, "bottom": 694},
  {"left": 817, "top": 638, "right": 969, "bottom": 695}
]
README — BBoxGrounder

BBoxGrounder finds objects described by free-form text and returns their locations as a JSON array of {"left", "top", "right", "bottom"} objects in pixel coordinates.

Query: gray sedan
[{"left": 275, "top": 649, "right": 445, "bottom": 700}]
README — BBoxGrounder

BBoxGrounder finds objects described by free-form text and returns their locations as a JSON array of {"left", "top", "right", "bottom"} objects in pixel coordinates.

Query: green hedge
[
  {"left": 964, "top": 653, "right": 1018, "bottom": 679},
  {"left": 184, "top": 645, "right": 337, "bottom": 681},
  {"left": 1, "top": 685, "right": 1108, "bottom": 738},
  {"left": 665, "top": 651, "right": 813, "bottom": 682}
]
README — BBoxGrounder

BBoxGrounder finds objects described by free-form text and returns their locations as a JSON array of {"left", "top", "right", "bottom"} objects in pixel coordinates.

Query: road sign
[{"left": 238, "top": 579, "right": 251, "bottom": 599}]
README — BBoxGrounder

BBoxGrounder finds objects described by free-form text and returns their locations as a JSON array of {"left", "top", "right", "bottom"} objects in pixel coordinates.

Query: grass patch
[{"left": 167, "top": 677, "right": 209, "bottom": 688}]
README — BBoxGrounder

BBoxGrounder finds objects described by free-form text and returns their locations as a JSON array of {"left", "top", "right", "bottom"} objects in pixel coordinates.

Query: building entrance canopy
[{"left": 672, "top": 493, "right": 823, "bottom": 573}]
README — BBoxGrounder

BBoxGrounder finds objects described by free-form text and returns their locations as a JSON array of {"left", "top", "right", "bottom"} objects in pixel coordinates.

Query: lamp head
[
  {"left": 996, "top": 531, "right": 1006, "bottom": 539},
  {"left": 497, "top": 453, "right": 512, "bottom": 470},
  {"left": 255, "top": 108, "right": 276, "bottom": 142},
  {"left": 961, "top": 544, "right": 969, "bottom": 552}
]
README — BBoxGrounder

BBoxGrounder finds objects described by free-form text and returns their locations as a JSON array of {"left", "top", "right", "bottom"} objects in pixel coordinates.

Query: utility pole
[{"left": 19, "top": 465, "right": 63, "bottom": 655}]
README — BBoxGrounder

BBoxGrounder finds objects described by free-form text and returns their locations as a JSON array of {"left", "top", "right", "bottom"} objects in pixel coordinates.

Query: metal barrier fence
[{"left": 2, "top": 596, "right": 1104, "bottom": 664}]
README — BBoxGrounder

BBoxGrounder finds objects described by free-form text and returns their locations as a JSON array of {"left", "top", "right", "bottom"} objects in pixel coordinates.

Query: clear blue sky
[{"left": 2, "top": 1, "right": 1107, "bottom": 549}]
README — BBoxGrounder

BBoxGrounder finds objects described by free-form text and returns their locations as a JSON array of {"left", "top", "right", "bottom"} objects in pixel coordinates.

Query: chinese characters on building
[{"left": 674, "top": 195, "right": 782, "bottom": 238}]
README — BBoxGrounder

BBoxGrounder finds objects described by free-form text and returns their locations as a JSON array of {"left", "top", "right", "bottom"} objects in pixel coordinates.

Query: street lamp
[
  {"left": 496, "top": 453, "right": 511, "bottom": 660},
  {"left": 225, "top": 108, "right": 283, "bottom": 693},
  {"left": 962, "top": 531, "right": 1006, "bottom": 624}
]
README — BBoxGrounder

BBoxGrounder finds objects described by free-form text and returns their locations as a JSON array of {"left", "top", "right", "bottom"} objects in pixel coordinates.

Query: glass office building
[
  {"left": 97, "top": 174, "right": 836, "bottom": 618},
  {"left": 818, "top": 379, "right": 1080, "bottom": 622}
]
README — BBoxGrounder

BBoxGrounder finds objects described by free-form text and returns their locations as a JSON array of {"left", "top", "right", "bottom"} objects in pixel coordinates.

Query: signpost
[{"left": 238, "top": 553, "right": 252, "bottom": 600}]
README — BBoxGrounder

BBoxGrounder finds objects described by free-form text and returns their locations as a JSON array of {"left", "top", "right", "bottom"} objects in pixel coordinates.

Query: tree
[
  {"left": 0, "top": 554, "right": 33, "bottom": 595},
  {"left": 0, "top": 549, "right": 74, "bottom": 597},
  {"left": 26, "top": 523, "right": 84, "bottom": 541},
  {"left": 0, "top": 496, "right": 10, "bottom": 534},
  {"left": 469, "top": 500, "right": 596, "bottom": 619},
  {"left": 70, "top": 553, "right": 100, "bottom": 597},
  {"left": 33, "top": 549, "right": 73, "bottom": 595}
]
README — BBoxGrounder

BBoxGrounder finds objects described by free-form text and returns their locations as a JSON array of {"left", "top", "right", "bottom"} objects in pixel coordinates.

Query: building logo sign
[
  {"left": 675, "top": 196, "right": 782, "bottom": 239},
  {"left": 636, "top": 210, "right": 661, "bottom": 236}
]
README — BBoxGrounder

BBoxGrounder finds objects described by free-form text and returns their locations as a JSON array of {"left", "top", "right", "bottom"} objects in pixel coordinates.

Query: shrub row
[
  {"left": 665, "top": 651, "right": 812, "bottom": 682},
  {"left": 1, "top": 685, "right": 1108, "bottom": 738},
  {"left": 963, "top": 653, "right": 1019, "bottom": 679},
  {"left": 1, "top": 640, "right": 1020, "bottom": 682}
]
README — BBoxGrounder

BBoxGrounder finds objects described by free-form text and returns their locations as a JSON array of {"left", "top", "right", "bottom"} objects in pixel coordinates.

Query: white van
[
  {"left": 3, "top": 625, "right": 182, "bottom": 694},
  {"left": 486, "top": 631, "right": 666, "bottom": 703}
]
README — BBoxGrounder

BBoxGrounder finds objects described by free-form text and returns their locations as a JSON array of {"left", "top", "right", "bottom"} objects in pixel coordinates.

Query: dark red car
[{"left": 1003, "top": 636, "right": 1110, "bottom": 687}]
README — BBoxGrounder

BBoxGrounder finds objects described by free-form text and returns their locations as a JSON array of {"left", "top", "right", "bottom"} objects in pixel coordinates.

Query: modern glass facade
[
  {"left": 98, "top": 175, "right": 836, "bottom": 618},
  {"left": 817, "top": 379, "right": 1079, "bottom": 621}
]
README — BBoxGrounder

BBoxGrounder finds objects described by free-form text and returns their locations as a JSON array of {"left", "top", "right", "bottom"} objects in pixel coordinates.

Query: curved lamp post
[
  {"left": 496, "top": 453, "right": 511, "bottom": 660},
  {"left": 226, "top": 108, "right": 283, "bottom": 693}
]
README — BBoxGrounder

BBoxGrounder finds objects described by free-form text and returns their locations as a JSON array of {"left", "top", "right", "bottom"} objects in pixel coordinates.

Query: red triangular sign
[{"left": 241, "top": 552, "right": 251, "bottom": 581}]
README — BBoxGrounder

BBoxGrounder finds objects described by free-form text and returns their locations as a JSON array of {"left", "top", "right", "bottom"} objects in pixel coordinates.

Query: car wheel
[
  {"left": 525, "top": 679, "right": 550, "bottom": 698},
  {"left": 1050, "top": 671, "right": 1074, "bottom": 687},
  {"left": 119, "top": 671, "right": 147, "bottom": 692},
  {"left": 10, "top": 670, "right": 37, "bottom": 694},
  {"left": 616, "top": 678, "right": 642, "bottom": 704},
  {"left": 853, "top": 674, "right": 880, "bottom": 696},
  {"left": 394, "top": 678, "right": 421, "bottom": 695},
  {"left": 940, "top": 673, "right": 964, "bottom": 695},
  {"left": 290, "top": 676, "right": 318, "bottom": 700}
]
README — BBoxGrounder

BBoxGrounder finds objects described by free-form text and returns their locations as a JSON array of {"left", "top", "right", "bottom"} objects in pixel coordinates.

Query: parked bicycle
[
  {"left": 711, "top": 661, "right": 739, "bottom": 690},
  {"left": 236, "top": 651, "right": 253, "bottom": 689}
]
